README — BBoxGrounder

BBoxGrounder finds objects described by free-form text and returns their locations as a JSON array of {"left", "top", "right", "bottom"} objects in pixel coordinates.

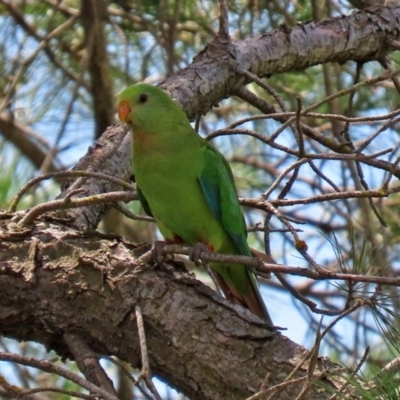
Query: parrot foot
[
  {"left": 188, "top": 242, "right": 211, "bottom": 264},
  {"left": 151, "top": 240, "right": 169, "bottom": 264}
]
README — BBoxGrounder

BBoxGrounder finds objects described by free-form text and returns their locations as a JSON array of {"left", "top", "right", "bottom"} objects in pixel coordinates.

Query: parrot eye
[{"left": 138, "top": 93, "right": 149, "bottom": 103}]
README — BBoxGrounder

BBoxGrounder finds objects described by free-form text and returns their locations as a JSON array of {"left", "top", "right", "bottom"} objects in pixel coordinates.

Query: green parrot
[{"left": 117, "top": 83, "right": 273, "bottom": 324}]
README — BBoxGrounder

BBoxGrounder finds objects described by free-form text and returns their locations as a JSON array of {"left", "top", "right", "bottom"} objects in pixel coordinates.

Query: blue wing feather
[
  {"left": 198, "top": 176, "right": 221, "bottom": 220},
  {"left": 199, "top": 141, "right": 251, "bottom": 257}
]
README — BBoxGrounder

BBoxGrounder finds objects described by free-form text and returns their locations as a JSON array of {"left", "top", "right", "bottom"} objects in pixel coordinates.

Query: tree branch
[
  {"left": 0, "top": 227, "right": 343, "bottom": 400},
  {"left": 161, "top": 7, "right": 400, "bottom": 119}
]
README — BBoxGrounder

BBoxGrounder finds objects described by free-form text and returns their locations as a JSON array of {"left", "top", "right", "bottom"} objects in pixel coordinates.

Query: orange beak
[{"left": 118, "top": 101, "right": 131, "bottom": 122}]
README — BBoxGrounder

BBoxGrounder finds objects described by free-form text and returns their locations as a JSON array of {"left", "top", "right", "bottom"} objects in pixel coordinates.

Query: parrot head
[{"left": 116, "top": 83, "right": 188, "bottom": 135}]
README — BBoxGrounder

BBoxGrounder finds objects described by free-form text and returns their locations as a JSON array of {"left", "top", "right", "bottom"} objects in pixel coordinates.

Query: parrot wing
[
  {"left": 199, "top": 140, "right": 273, "bottom": 323},
  {"left": 199, "top": 141, "right": 251, "bottom": 257}
]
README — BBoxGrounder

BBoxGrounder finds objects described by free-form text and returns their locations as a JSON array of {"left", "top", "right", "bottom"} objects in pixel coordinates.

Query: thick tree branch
[
  {"left": 66, "top": 7, "right": 400, "bottom": 182},
  {"left": 0, "top": 113, "right": 60, "bottom": 172},
  {"left": 55, "top": 123, "right": 132, "bottom": 229},
  {"left": 160, "top": 6, "right": 400, "bottom": 119},
  {"left": 63, "top": 332, "right": 117, "bottom": 396},
  {"left": 0, "top": 227, "right": 342, "bottom": 400}
]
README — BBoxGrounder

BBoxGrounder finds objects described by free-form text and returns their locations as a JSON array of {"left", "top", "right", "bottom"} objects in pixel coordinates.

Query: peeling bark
[
  {"left": 161, "top": 7, "right": 400, "bottom": 120},
  {"left": 0, "top": 226, "right": 341, "bottom": 400}
]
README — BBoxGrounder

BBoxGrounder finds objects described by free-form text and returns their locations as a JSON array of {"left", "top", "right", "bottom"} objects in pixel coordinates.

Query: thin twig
[
  {"left": 380, "top": 57, "right": 400, "bottom": 95},
  {"left": 0, "top": 10, "right": 79, "bottom": 113},
  {"left": 329, "top": 346, "right": 370, "bottom": 400},
  {"left": 307, "top": 160, "right": 341, "bottom": 192},
  {"left": 296, "top": 96, "right": 305, "bottom": 157},
  {"left": 4, "top": 385, "right": 97, "bottom": 399},
  {"left": 135, "top": 305, "right": 162, "bottom": 400},
  {"left": 9, "top": 170, "right": 135, "bottom": 212},
  {"left": 18, "top": 191, "right": 136, "bottom": 227},
  {"left": 267, "top": 71, "right": 397, "bottom": 143},
  {"left": 236, "top": 67, "right": 287, "bottom": 112},
  {"left": 106, "top": 357, "right": 153, "bottom": 400},
  {"left": 218, "top": 0, "right": 229, "bottom": 39},
  {"left": 112, "top": 202, "right": 154, "bottom": 222},
  {"left": 246, "top": 376, "right": 308, "bottom": 400},
  {"left": 373, "top": 355, "right": 400, "bottom": 379},
  {"left": 295, "top": 318, "right": 323, "bottom": 400},
  {"left": 266, "top": 351, "right": 312, "bottom": 400},
  {"left": 224, "top": 108, "right": 400, "bottom": 130},
  {"left": 275, "top": 273, "right": 343, "bottom": 316},
  {"left": 0, "top": 352, "right": 118, "bottom": 400},
  {"left": 241, "top": 184, "right": 400, "bottom": 209},
  {"left": 138, "top": 244, "right": 400, "bottom": 287}
]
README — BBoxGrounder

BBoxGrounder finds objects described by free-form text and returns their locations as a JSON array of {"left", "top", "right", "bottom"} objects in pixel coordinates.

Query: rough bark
[
  {"left": 349, "top": 0, "right": 400, "bottom": 9},
  {"left": 109, "top": 7, "right": 400, "bottom": 181},
  {"left": 55, "top": 123, "right": 132, "bottom": 229},
  {"left": 0, "top": 224, "right": 341, "bottom": 400},
  {"left": 160, "top": 6, "right": 400, "bottom": 120}
]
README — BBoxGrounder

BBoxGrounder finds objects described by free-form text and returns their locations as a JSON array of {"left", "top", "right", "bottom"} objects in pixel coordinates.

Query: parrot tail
[{"left": 211, "top": 266, "right": 273, "bottom": 326}]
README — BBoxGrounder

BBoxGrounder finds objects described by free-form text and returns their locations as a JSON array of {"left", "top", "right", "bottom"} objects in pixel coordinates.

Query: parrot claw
[
  {"left": 189, "top": 243, "right": 210, "bottom": 264},
  {"left": 151, "top": 240, "right": 168, "bottom": 264}
]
